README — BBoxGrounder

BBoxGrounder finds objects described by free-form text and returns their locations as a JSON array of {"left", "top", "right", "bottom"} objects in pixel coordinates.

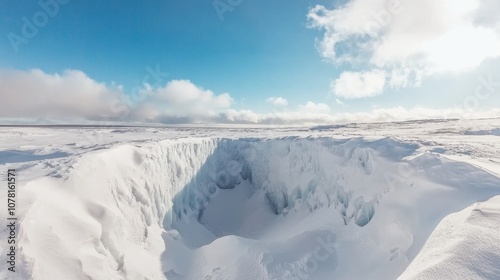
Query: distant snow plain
[{"left": 0, "top": 118, "right": 499, "bottom": 280}]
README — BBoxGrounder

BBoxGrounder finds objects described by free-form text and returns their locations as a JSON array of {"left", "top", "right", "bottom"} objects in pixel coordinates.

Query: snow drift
[{"left": 2, "top": 136, "right": 500, "bottom": 280}]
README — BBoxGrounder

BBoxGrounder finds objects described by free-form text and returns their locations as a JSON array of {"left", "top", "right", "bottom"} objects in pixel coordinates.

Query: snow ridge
[{"left": 4, "top": 136, "right": 500, "bottom": 280}]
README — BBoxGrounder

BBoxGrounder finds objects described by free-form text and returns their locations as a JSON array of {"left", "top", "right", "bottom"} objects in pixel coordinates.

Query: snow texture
[{"left": 0, "top": 118, "right": 499, "bottom": 280}]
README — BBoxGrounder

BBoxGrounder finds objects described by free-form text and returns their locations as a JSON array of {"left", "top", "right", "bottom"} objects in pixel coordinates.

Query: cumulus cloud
[
  {"left": 332, "top": 70, "right": 386, "bottom": 99},
  {"left": 0, "top": 69, "right": 233, "bottom": 124},
  {"left": 1, "top": 69, "right": 498, "bottom": 125},
  {"left": 308, "top": 0, "right": 500, "bottom": 94},
  {"left": 215, "top": 102, "right": 332, "bottom": 125},
  {"left": 130, "top": 79, "right": 233, "bottom": 123},
  {"left": 0, "top": 69, "right": 127, "bottom": 120},
  {"left": 266, "top": 97, "right": 289, "bottom": 106}
]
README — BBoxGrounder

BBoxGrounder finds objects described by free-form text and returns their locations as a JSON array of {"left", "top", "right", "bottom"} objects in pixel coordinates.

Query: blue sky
[
  {"left": 1, "top": 0, "right": 500, "bottom": 124},
  {"left": 2, "top": 0, "right": 335, "bottom": 110}
]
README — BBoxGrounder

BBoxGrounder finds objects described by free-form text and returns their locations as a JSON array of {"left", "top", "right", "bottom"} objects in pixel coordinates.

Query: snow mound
[
  {"left": 2, "top": 136, "right": 500, "bottom": 280},
  {"left": 398, "top": 195, "right": 500, "bottom": 280}
]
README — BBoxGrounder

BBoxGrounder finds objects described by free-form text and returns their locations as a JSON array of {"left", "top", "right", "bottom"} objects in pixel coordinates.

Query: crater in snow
[{"left": 3, "top": 133, "right": 500, "bottom": 280}]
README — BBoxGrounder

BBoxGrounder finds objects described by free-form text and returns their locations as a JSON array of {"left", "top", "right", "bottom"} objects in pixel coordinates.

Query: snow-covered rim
[{"left": 6, "top": 136, "right": 500, "bottom": 280}]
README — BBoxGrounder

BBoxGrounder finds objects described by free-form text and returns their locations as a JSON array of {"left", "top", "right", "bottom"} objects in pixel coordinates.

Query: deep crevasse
[
  {"left": 11, "top": 137, "right": 500, "bottom": 280},
  {"left": 169, "top": 138, "right": 388, "bottom": 244},
  {"left": 16, "top": 138, "right": 219, "bottom": 280}
]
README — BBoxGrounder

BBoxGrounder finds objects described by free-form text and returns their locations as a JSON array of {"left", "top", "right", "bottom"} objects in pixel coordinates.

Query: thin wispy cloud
[{"left": 266, "top": 97, "right": 289, "bottom": 106}]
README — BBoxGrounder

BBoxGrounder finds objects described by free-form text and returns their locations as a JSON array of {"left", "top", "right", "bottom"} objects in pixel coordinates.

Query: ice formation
[{"left": 1, "top": 130, "right": 500, "bottom": 280}]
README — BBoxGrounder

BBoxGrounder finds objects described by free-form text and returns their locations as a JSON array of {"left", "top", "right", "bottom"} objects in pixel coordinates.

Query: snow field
[{"left": 0, "top": 132, "right": 499, "bottom": 279}]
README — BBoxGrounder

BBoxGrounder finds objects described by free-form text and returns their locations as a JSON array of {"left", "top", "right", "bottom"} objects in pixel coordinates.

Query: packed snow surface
[{"left": 0, "top": 118, "right": 499, "bottom": 280}]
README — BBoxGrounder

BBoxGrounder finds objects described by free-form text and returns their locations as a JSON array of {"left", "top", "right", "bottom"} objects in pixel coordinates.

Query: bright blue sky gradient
[
  {"left": 2, "top": 0, "right": 343, "bottom": 110},
  {"left": 1, "top": 0, "right": 500, "bottom": 123}
]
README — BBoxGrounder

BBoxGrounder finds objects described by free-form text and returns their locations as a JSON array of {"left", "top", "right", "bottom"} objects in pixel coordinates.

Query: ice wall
[
  {"left": 10, "top": 136, "right": 500, "bottom": 280},
  {"left": 169, "top": 138, "right": 396, "bottom": 243},
  {"left": 16, "top": 138, "right": 219, "bottom": 280}
]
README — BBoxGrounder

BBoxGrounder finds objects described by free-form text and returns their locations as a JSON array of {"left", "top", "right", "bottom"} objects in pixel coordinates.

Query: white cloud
[
  {"left": 308, "top": 0, "right": 500, "bottom": 92},
  {"left": 221, "top": 109, "right": 263, "bottom": 124},
  {"left": 266, "top": 96, "right": 289, "bottom": 106},
  {"left": 218, "top": 102, "right": 333, "bottom": 125},
  {"left": 0, "top": 69, "right": 128, "bottom": 120},
  {"left": 332, "top": 70, "right": 386, "bottom": 99},
  {"left": 1, "top": 69, "right": 498, "bottom": 125},
  {"left": 337, "top": 106, "right": 500, "bottom": 123},
  {"left": 0, "top": 70, "right": 342, "bottom": 125},
  {"left": 131, "top": 80, "right": 233, "bottom": 123},
  {"left": 218, "top": 106, "right": 500, "bottom": 125},
  {"left": 0, "top": 69, "right": 233, "bottom": 124},
  {"left": 335, "top": 99, "right": 346, "bottom": 106},
  {"left": 298, "top": 101, "right": 331, "bottom": 114}
]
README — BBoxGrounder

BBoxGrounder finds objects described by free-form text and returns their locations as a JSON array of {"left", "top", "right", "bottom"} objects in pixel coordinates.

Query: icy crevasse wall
[
  {"left": 16, "top": 137, "right": 412, "bottom": 279},
  {"left": 169, "top": 137, "right": 417, "bottom": 242},
  {"left": 11, "top": 136, "right": 500, "bottom": 280},
  {"left": 164, "top": 138, "right": 500, "bottom": 280},
  {"left": 17, "top": 138, "right": 219, "bottom": 280}
]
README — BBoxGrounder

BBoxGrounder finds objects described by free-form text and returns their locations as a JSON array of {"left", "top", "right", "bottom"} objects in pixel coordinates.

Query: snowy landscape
[
  {"left": 1, "top": 118, "right": 499, "bottom": 279},
  {"left": 3, "top": 0, "right": 500, "bottom": 279}
]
